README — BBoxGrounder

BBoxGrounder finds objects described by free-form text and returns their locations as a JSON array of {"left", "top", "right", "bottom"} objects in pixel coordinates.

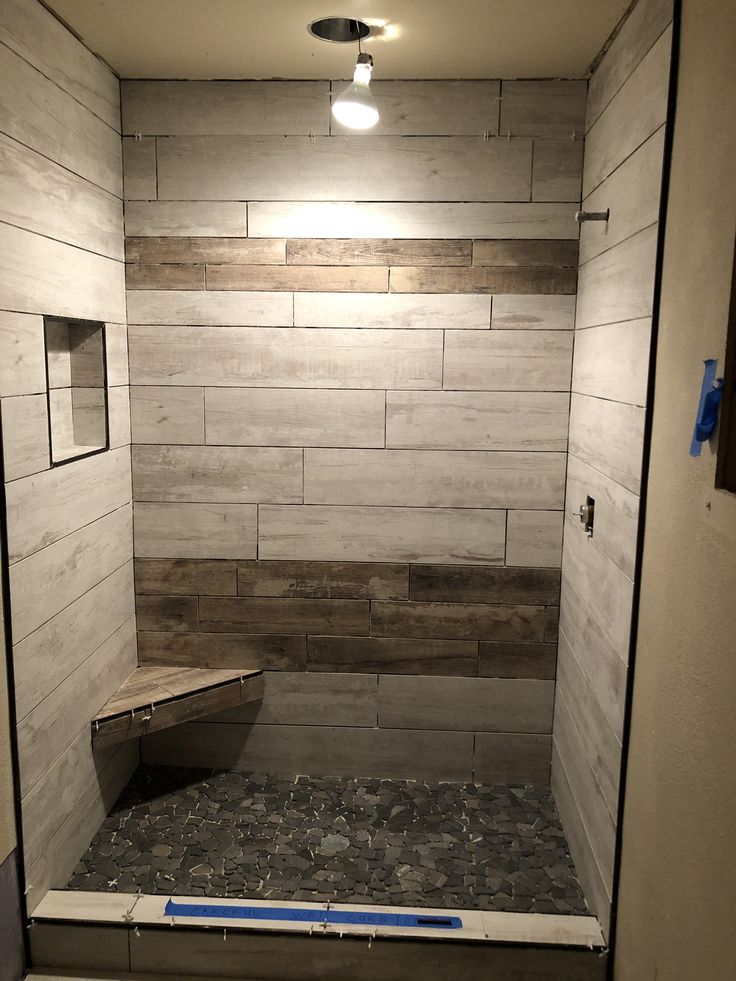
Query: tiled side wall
[
  {"left": 552, "top": 0, "right": 674, "bottom": 937},
  {"left": 0, "top": 0, "right": 137, "bottom": 912},
  {"left": 122, "top": 79, "right": 587, "bottom": 783}
]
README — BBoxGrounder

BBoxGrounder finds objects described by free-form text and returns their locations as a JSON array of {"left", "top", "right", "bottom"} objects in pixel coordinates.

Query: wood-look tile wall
[
  {"left": 552, "top": 0, "right": 674, "bottom": 938},
  {"left": 123, "top": 78, "right": 585, "bottom": 784},
  {"left": 0, "top": 0, "right": 136, "bottom": 911}
]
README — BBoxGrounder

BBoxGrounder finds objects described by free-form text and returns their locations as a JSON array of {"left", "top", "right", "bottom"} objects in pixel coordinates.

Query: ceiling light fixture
[{"left": 332, "top": 50, "right": 379, "bottom": 130}]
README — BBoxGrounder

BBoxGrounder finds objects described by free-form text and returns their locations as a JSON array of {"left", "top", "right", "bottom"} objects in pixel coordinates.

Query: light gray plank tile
[
  {"left": 17, "top": 617, "right": 136, "bottom": 796},
  {"left": 370, "top": 601, "right": 545, "bottom": 643},
  {"left": 0, "top": 223, "right": 126, "bottom": 323},
  {"left": 443, "top": 330, "right": 573, "bottom": 391},
  {"left": 9, "top": 504, "right": 133, "bottom": 641},
  {"left": 107, "top": 386, "right": 131, "bottom": 448},
  {"left": 572, "top": 319, "right": 651, "bottom": 406},
  {"left": 561, "top": 514, "right": 633, "bottom": 660},
  {"left": 587, "top": 0, "right": 673, "bottom": 129},
  {"left": 506, "top": 510, "right": 563, "bottom": 568},
  {"left": 122, "top": 137, "right": 156, "bottom": 200},
  {"left": 13, "top": 562, "right": 134, "bottom": 722},
  {"left": 5, "top": 445, "right": 131, "bottom": 563},
  {"left": 332, "top": 80, "right": 500, "bottom": 136},
  {"left": 500, "top": 80, "right": 587, "bottom": 139},
  {"left": 304, "top": 448, "right": 565, "bottom": 509},
  {"left": 474, "top": 733, "right": 551, "bottom": 785},
  {"left": 0, "top": 134, "right": 124, "bottom": 260},
  {"left": 576, "top": 225, "right": 658, "bottom": 330},
  {"left": 129, "top": 326, "right": 443, "bottom": 390},
  {"left": 130, "top": 386, "right": 205, "bottom": 444},
  {"left": 248, "top": 201, "right": 580, "bottom": 240},
  {"left": 532, "top": 140, "right": 584, "bottom": 202},
  {"left": 134, "top": 502, "right": 257, "bottom": 559},
  {"left": 565, "top": 453, "right": 640, "bottom": 581},
  {"left": 294, "top": 292, "right": 491, "bottom": 330},
  {"left": 0, "top": 310, "right": 45, "bottom": 397},
  {"left": 559, "top": 574, "right": 627, "bottom": 742},
  {"left": 143, "top": 722, "right": 475, "bottom": 782},
  {"left": 579, "top": 127, "right": 665, "bottom": 264},
  {"left": 125, "top": 201, "right": 247, "bottom": 237},
  {"left": 1, "top": 394, "right": 49, "bottom": 481},
  {"left": 259, "top": 505, "right": 506, "bottom": 565},
  {"left": 491, "top": 295, "right": 575, "bottom": 330},
  {"left": 386, "top": 391, "right": 569, "bottom": 451},
  {"left": 104, "top": 323, "right": 129, "bottom": 387},
  {"left": 126, "top": 289, "right": 291, "bottom": 326},
  {"left": 583, "top": 27, "right": 672, "bottom": 195},
  {"left": 208, "top": 672, "right": 377, "bottom": 727},
  {"left": 122, "top": 80, "right": 330, "bottom": 135},
  {"left": 206, "top": 388, "right": 385, "bottom": 448},
  {"left": 132, "top": 444, "right": 303, "bottom": 503},
  {"left": 378, "top": 676, "right": 554, "bottom": 733},
  {"left": 0, "top": 43, "right": 121, "bottom": 195},
  {"left": 569, "top": 393, "right": 645, "bottom": 494},
  {"left": 157, "top": 136, "right": 532, "bottom": 202}
]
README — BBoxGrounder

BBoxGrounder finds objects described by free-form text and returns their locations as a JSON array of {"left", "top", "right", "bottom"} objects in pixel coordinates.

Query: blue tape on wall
[
  {"left": 690, "top": 359, "right": 725, "bottom": 456},
  {"left": 164, "top": 899, "right": 463, "bottom": 929}
]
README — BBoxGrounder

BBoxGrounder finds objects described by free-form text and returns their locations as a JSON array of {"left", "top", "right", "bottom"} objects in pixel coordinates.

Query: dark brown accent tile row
[
  {"left": 544, "top": 606, "right": 560, "bottom": 643},
  {"left": 286, "top": 239, "right": 473, "bottom": 266},
  {"left": 370, "top": 601, "right": 546, "bottom": 643},
  {"left": 479, "top": 641, "right": 557, "bottom": 679},
  {"left": 409, "top": 565, "right": 560, "bottom": 605},
  {"left": 389, "top": 266, "right": 578, "bottom": 294},
  {"left": 206, "top": 265, "right": 389, "bottom": 292},
  {"left": 306, "top": 636, "right": 479, "bottom": 676},
  {"left": 237, "top": 560, "right": 409, "bottom": 600},
  {"left": 198, "top": 596, "right": 370, "bottom": 637},
  {"left": 135, "top": 558, "right": 237, "bottom": 596},
  {"left": 126, "top": 237, "right": 286, "bottom": 264},
  {"left": 472, "top": 240, "right": 578, "bottom": 267},
  {"left": 138, "top": 631, "right": 306, "bottom": 671},
  {"left": 136, "top": 595, "right": 198, "bottom": 632},
  {"left": 126, "top": 263, "right": 205, "bottom": 290}
]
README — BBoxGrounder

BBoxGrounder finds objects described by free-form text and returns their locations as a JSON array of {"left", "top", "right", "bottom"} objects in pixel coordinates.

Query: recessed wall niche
[{"left": 44, "top": 316, "right": 109, "bottom": 465}]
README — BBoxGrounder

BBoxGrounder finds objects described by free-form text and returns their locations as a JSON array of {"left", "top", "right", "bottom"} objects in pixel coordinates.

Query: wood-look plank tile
[
  {"left": 207, "top": 265, "right": 388, "bottom": 292},
  {"left": 583, "top": 27, "right": 672, "bottom": 195},
  {"left": 134, "top": 502, "right": 257, "bottom": 560},
  {"left": 122, "top": 137, "right": 155, "bottom": 200},
  {"left": 126, "top": 237, "right": 285, "bottom": 264},
  {"left": 569, "top": 394, "right": 645, "bottom": 494},
  {"left": 304, "top": 448, "right": 565, "bottom": 509},
  {"left": 294, "top": 292, "right": 490, "bottom": 330},
  {"left": 370, "top": 601, "right": 546, "bottom": 643},
  {"left": 132, "top": 444, "right": 303, "bottom": 503},
  {"left": 126, "top": 289, "right": 292, "bottom": 326},
  {"left": 378, "top": 676, "right": 555, "bottom": 733},
  {"left": 532, "top": 140, "right": 584, "bottom": 202},
  {"left": 479, "top": 642, "right": 557, "bottom": 680},
  {"left": 104, "top": 323, "right": 129, "bottom": 387},
  {"left": 386, "top": 391, "right": 569, "bottom": 451},
  {"left": 198, "top": 596, "right": 369, "bottom": 636},
  {"left": 122, "top": 80, "right": 330, "bottom": 135},
  {"left": 237, "top": 560, "right": 408, "bottom": 600},
  {"left": 136, "top": 595, "right": 198, "bottom": 633},
  {"left": 129, "top": 326, "right": 443, "bottom": 390},
  {"left": 491, "top": 294, "right": 576, "bottom": 330},
  {"left": 249, "top": 201, "right": 580, "bottom": 240},
  {"left": 130, "top": 386, "right": 205, "bottom": 444},
  {"left": 205, "top": 388, "right": 385, "bottom": 448},
  {"left": 107, "top": 386, "right": 131, "bottom": 449},
  {"left": 576, "top": 225, "right": 658, "bottom": 329},
  {"left": 0, "top": 311, "right": 45, "bottom": 397},
  {"left": 443, "top": 330, "right": 573, "bottom": 391},
  {"left": 472, "top": 240, "right": 578, "bottom": 267},
  {"left": 137, "top": 631, "right": 306, "bottom": 671},
  {"left": 259, "top": 505, "right": 506, "bottom": 566},
  {"left": 572, "top": 319, "right": 651, "bottom": 407},
  {"left": 500, "top": 81, "right": 587, "bottom": 139},
  {"left": 1, "top": 394, "right": 50, "bottom": 481},
  {"left": 126, "top": 263, "right": 205, "bottom": 290},
  {"left": 287, "top": 239, "right": 472, "bottom": 266},
  {"left": 135, "top": 557, "right": 236, "bottom": 596},
  {"left": 307, "top": 636, "right": 478, "bottom": 676},
  {"left": 124, "top": 201, "right": 247, "bottom": 237},
  {"left": 157, "top": 136, "right": 532, "bottom": 202},
  {"left": 506, "top": 510, "right": 564, "bottom": 568},
  {"left": 410, "top": 565, "right": 560, "bottom": 605},
  {"left": 474, "top": 732, "right": 552, "bottom": 785},
  {"left": 545, "top": 606, "right": 560, "bottom": 643},
  {"left": 389, "top": 266, "right": 577, "bottom": 294}
]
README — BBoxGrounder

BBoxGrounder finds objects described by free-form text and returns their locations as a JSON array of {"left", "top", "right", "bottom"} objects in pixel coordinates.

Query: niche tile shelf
[{"left": 91, "top": 666, "right": 264, "bottom": 749}]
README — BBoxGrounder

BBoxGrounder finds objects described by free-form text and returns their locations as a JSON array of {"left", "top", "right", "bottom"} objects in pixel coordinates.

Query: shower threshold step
[{"left": 91, "top": 665, "right": 264, "bottom": 749}]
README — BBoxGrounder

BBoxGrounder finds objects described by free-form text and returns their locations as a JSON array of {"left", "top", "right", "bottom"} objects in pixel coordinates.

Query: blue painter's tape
[
  {"left": 164, "top": 899, "right": 462, "bottom": 929},
  {"left": 690, "top": 359, "right": 724, "bottom": 456}
]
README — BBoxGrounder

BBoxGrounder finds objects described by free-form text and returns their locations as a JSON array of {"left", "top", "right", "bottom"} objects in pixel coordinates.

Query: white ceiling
[{"left": 44, "top": 0, "right": 631, "bottom": 80}]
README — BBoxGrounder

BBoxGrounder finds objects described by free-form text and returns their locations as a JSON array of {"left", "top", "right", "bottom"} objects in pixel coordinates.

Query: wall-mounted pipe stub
[{"left": 575, "top": 209, "right": 610, "bottom": 222}]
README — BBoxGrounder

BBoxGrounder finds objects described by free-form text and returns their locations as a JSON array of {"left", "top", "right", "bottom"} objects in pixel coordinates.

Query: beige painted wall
[{"left": 614, "top": 0, "right": 736, "bottom": 977}]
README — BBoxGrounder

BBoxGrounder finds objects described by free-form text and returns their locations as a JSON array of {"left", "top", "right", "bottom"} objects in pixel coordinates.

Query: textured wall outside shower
[{"left": 121, "top": 78, "right": 586, "bottom": 783}]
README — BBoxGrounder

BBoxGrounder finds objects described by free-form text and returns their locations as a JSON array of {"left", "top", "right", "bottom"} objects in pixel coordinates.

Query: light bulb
[{"left": 332, "top": 54, "right": 379, "bottom": 130}]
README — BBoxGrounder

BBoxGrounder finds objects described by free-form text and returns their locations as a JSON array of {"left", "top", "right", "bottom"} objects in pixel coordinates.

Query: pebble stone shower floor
[{"left": 67, "top": 765, "right": 588, "bottom": 915}]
